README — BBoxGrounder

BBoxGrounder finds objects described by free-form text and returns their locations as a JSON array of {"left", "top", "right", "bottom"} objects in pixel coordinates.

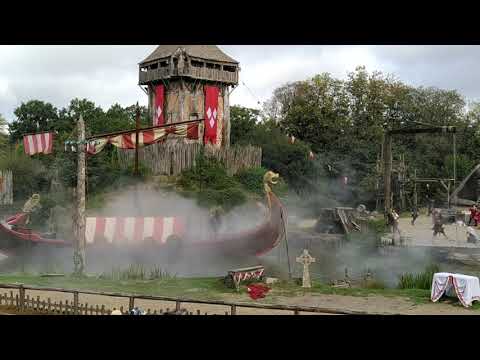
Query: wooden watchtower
[{"left": 138, "top": 45, "right": 240, "bottom": 148}]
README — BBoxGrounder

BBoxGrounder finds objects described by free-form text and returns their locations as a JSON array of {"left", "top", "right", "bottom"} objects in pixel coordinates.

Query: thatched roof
[{"left": 140, "top": 45, "right": 238, "bottom": 65}]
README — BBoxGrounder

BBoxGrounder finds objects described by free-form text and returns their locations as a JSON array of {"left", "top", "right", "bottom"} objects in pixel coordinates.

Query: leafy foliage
[
  {"left": 177, "top": 153, "right": 247, "bottom": 210},
  {"left": 0, "top": 149, "right": 49, "bottom": 199},
  {"left": 235, "top": 166, "right": 288, "bottom": 196}
]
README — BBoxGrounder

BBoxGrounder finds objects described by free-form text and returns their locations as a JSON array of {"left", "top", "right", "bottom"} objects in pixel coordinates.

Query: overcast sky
[{"left": 0, "top": 45, "right": 479, "bottom": 122}]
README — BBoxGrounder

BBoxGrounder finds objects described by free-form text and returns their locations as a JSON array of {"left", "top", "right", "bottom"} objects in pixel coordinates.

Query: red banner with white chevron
[
  {"left": 154, "top": 84, "right": 165, "bottom": 126},
  {"left": 204, "top": 85, "right": 219, "bottom": 145}
]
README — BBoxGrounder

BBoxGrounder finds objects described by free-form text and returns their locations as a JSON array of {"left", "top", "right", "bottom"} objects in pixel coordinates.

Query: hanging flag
[
  {"left": 153, "top": 84, "right": 165, "bottom": 126},
  {"left": 204, "top": 85, "right": 219, "bottom": 145},
  {"left": 85, "top": 122, "right": 198, "bottom": 155},
  {"left": 23, "top": 132, "right": 54, "bottom": 156}
]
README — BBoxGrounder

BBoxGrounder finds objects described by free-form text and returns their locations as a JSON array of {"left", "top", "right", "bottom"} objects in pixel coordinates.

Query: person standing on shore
[
  {"left": 469, "top": 205, "right": 477, "bottom": 226},
  {"left": 411, "top": 206, "right": 419, "bottom": 226}
]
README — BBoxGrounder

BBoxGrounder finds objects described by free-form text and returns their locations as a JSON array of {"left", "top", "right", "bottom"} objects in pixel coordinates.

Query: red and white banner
[
  {"left": 204, "top": 85, "right": 219, "bottom": 145},
  {"left": 85, "top": 217, "right": 184, "bottom": 244},
  {"left": 86, "top": 122, "right": 199, "bottom": 155},
  {"left": 153, "top": 84, "right": 165, "bottom": 126},
  {"left": 23, "top": 132, "right": 54, "bottom": 156}
]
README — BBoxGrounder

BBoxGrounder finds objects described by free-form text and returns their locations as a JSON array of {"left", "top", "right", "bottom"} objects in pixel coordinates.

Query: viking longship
[{"left": 0, "top": 189, "right": 286, "bottom": 258}]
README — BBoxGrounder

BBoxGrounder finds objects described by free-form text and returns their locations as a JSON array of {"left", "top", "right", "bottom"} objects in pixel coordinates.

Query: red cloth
[
  {"left": 204, "top": 85, "right": 219, "bottom": 145},
  {"left": 470, "top": 207, "right": 477, "bottom": 220},
  {"left": 474, "top": 212, "right": 480, "bottom": 222},
  {"left": 154, "top": 84, "right": 165, "bottom": 126},
  {"left": 187, "top": 123, "right": 199, "bottom": 140},
  {"left": 23, "top": 132, "right": 54, "bottom": 156},
  {"left": 247, "top": 283, "right": 270, "bottom": 300}
]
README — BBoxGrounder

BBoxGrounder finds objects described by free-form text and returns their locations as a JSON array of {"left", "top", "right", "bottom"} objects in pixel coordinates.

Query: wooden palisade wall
[
  {"left": 0, "top": 170, "right": 13, "bottom": 205},
  {"left": 116, "top": 143, "right": 262, "bottom": 176}
]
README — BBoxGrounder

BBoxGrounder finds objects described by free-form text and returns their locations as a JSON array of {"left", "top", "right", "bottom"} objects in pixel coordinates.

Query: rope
[
  {"left": 280, "top": 199, "right": 292, "bottom": 280},
  {"left": 241, "top": 81, "right": 262, "bottom": 106}
]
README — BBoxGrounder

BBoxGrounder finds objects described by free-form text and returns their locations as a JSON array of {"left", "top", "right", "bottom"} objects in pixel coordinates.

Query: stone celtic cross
[{"left": 296, "top": 249, "right": 315, "bottom": 288}]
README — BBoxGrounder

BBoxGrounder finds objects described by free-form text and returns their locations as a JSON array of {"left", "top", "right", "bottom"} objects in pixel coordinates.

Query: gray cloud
[{"left": 0, "top": 45, "right": 479, "bottom": 122}]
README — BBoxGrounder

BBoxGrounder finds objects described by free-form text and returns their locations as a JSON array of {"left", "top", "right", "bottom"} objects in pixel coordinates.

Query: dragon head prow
[{"left": 263, "top": 171, "right": 280, "bottom": 187}]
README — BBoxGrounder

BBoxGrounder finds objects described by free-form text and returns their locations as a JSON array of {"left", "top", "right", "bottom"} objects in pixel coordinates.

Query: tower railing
[{"left": 139, "top": 66, "right": 238, "bottom": 85}]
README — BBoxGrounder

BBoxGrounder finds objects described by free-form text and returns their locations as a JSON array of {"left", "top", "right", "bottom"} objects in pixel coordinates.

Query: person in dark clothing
[
  {"left": 411, "top": 207, "right": 419, "bottom": 226},
  {"left": 427, "top": 199, "right": 435, "bottom": 216},
  {"left": 469, "top": 205, "right": 478, "bottom": 226},
  {"left": 432, "top": 210, "right": 448, "bottom": 239},
  {"left": 209, "top": 206, "right": 223, "bottom": 239}
]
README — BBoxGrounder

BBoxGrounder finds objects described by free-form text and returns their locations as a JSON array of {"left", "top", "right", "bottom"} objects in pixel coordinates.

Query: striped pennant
[
  {"left": 23, "top": 132, "right": 54, "bottom": 156},
  {"left": 85, "top": 217, "right": 184, "bottom": 245}
]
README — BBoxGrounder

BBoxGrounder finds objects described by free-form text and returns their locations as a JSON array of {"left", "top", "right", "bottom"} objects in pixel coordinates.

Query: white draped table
[{"left": 431, "top": 272, "right": 480, "bottom": 307}]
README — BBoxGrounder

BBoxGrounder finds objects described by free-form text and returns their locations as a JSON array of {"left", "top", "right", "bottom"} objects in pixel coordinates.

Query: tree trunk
[{"left": 74, "top": 115, "right": 86, "bottom": 275}]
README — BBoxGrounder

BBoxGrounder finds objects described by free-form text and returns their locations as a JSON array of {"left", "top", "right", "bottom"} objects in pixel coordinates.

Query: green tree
[
  {"left": 0, "top": 114, "right": 7, "bottom": 154},
  {"left": 230, "top": 105, "right": 260, "bottom": 145},
  {"left": 8, "top": 100, "right": 59, "bottom": 143}
]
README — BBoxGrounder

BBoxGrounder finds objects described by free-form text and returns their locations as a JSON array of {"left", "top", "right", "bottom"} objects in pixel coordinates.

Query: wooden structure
[
  {"left": 139, "top": 45, "right": 239, "bottom": 148},
  {"left": 224, "top": 266, "right": 265, "bottom": 291},
  {"left": 0, "top": 283, "right": 400, "bottom": 315},
  {"left": 0, "top": 170, "right": 13, "bottom": 205},
  {"left": 116, "top": 143, "right": 261, "bottom": 176},
  {"left": 382, "top": 126, "right": 456, "bottom": 216},
  {"left": 451, "top": 163, "right": 480, "bottom": 206},
  {"left": 375, "top": 154, "right": 407, "bottom": 212}
]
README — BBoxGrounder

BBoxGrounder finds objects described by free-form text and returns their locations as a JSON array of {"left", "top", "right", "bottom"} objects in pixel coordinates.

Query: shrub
[
  {"left": 0, "top": 150, "right": 49, "bottom": 199},
  {"left": 236, "top": 166, "right": 289, "bottom": 197},
  {"left": 177, "top": 152, "right": 248, "bottom": 210},
  {"left": 235, "top": 167, "right": 267, "bottom": 195},
  {"left": 398, "top": 264, "right": 440, "bottom": 290}
]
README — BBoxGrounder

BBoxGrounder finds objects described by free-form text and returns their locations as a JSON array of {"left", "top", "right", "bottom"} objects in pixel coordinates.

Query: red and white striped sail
[
  {"left": 85, "top": 217, "right": 184, "bottom": 245},
  {"left": 23, "top": 132, "right": 54, "bottom": 156},
  {"left": 86, "top": 122, "right": 199, "bottom": 155}
]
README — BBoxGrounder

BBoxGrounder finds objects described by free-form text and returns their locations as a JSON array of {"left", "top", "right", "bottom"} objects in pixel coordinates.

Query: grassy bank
[{"left": 0, "top": 273, "right": 430, "bottom": 304}]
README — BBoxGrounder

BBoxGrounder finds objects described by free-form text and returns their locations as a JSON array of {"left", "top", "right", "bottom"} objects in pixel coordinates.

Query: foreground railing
[{"left": 0, "top": 283, "right": 396, "bottom": 315}]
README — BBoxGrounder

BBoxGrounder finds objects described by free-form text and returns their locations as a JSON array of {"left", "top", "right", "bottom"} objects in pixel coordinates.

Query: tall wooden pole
[
  {"left": 74, "top": 115, "right": 86, "bottom": 275},
  {"left": 134, "top": 102, "right": 140, "bottom": 176},
  {"left": 414, "top": 169, "right": 418, "bottom": 211},
  {"left": 383, "top": 131, "right": 392, "bottom": 218},
  {"left": 453, "top": 133, "right": 456, "bottom": 207}
]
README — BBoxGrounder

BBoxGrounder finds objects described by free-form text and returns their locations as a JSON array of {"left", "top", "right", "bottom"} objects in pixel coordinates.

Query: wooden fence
[
  {"left": 0, "top": 283, "right": 395, "bottom": 315},
  {"left": 0, "top": 170, "right": 13, "bottom": 205},
  {"left": 116, "top": 143, "right": 262, "bottom": 176}
]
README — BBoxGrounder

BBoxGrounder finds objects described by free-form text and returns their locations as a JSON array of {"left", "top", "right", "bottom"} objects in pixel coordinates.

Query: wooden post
[
  {"left": 19, "top": 284, "right": 25, "bottom": 312},
  {"left": 73, "top": 291, "right": 79, "bottom": 315},
  {"left": 134, "top": 103, "right": 140, "bottom": 176},
  {"left": 414, "top": 169, "right": 418, "bottom": 211},
  {"left": 74, "top": 114, "right": 86, "bottom": 275},
  {"left": 383, "top": 131, "right": 392, "bottom": 217}
]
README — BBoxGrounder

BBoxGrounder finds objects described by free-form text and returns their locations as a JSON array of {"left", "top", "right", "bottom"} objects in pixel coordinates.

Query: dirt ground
[{"left": 397, "top": 212, "right": 472, "bottom": 248}]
